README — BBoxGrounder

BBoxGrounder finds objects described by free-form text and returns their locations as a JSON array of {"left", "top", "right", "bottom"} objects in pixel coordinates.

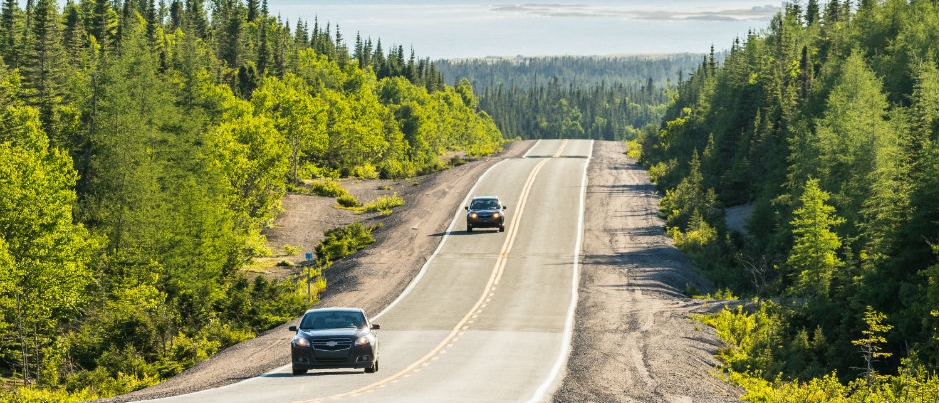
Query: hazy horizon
[{"left": 265, "top": 1, "right": 781, "bottom": 59}]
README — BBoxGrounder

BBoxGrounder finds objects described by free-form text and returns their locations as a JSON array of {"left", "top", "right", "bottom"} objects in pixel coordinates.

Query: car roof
[
  {"left": 302, "top": 307, "right": 366, "bottom": 315},
  {"left": 471, "top": 196, "right": 500, "bottom": 201}
]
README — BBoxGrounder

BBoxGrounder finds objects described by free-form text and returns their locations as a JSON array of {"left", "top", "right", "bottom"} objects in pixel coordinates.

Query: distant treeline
[
  {"left": 638, "top": 0, "right": 939, "bottom": 400},
  {"left": 0, "top": 0, "right": 503, "bottom": 400},
  {"left": 437, "top": 55, "right": 703, "bottom": 140}
]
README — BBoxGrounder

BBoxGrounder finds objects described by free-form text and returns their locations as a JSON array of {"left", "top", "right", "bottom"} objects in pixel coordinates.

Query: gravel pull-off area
[{"left": 99, "top": 140, "right": 742, "bottom": 403}]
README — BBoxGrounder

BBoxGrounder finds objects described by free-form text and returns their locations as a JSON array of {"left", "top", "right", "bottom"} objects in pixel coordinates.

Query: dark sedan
[
  {"left": 288, "top": 308, "right": 380, "bottom": 375},
  {"left": 465, "top": 196, "right": 507, "bottom": 232}
]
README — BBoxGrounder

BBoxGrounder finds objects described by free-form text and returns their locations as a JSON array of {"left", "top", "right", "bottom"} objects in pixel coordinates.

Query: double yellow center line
[{"left": 296, "top": 140, "right": 568, "bottom": 402}]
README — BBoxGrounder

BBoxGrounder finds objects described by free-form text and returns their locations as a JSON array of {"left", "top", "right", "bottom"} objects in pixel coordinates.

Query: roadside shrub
[
  {"left": 697, "top": 302, "right": 782, "bottom": 377},
  {"left": 299, "top": 162, "right": 333, "bottom": 180},
  {"left": 378, "top": 159, "right": 415, "bottom": 179},
  {"left": 336, "top": 193, "right": 360, "bottom": 207},
  {"left": 283, "top": 244, "right": 300, "bottom": 256},
  {"left": 647, "top": 158, "right": 677, "bottom": 185},
  {"left": 351, "top": 164, "right": 379, "bottom": 180},
  {"left": 626, "top": 139, "right": 642, "bottom": 159},
  {"left": 356, "top": 194, "right": 405, "bottom": 215},
  {"left": 310, "top": 180, "right": 348, "bottom": 197},
  {"left": 315, "top": 222, "right": 376, "bottom": 265},
  {"left": 0, "top": 387, "right": 98, "bottom": 403},
  {"left": 449, "top": 155, "right": 467, "bottom": 167}
]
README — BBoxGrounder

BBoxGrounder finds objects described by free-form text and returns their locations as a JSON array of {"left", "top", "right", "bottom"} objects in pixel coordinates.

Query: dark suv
[
  {"left": 289, "top": 308, "right": 380, "bottom": 375},
  {"left": 465, "top": 196, "right": 507, "bottom": 232}
]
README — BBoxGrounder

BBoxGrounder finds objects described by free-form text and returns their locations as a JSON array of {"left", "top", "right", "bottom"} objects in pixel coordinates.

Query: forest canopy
[
  {"left": 0, "top": 0, "right": 503, "bottom": 399},
  {"left": 436, "top": 55, "right": 703, "bottom": 141},
  {"left": 638, "top": 0, "right": 939, "bottom": 400}
]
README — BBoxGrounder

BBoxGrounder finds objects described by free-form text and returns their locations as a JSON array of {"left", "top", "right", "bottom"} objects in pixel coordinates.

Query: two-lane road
[{"left": 143, "top": 139, "right": 592, "bottom": 403}]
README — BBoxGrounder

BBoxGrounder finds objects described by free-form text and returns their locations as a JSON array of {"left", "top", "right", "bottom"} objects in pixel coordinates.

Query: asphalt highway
[{"left": 140, "top": 139, "right": 592, "bottom": 403}]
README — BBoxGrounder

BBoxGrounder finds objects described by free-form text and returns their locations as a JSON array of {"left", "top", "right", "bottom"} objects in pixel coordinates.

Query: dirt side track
[{"left": 99, "top": 140, "right": 741, "bottom": 403}]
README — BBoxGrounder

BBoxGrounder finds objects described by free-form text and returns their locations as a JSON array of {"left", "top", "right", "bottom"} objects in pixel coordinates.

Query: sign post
[{"left": 305, "top": 253, "right": 314, "bottom": 303}]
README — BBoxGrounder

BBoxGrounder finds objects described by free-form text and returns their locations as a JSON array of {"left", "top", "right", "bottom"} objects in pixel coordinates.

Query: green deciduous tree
[
  {"left": 251, "top": 71, "right": 327, "bottom": 183},
  {"left": 209, "top": 91, "right": 289, "bottom": 230},
  {"left": 0, "top": 102, "right": 96, "bottom": 386}
]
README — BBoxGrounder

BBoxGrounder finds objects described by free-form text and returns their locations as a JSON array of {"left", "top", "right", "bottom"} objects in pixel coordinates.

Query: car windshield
[
  {"left": 299, "top": 311, "right": 366, "bottom": 330},
  {"left": 471, "top": 199, "right": 500, "bottom": 210}
]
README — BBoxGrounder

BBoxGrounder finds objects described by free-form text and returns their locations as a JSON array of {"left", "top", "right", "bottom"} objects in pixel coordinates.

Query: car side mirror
[
  {"left": 503, "top": 205, "right": 507, "bottom": 209},
  {"left": 464, "top": 206, "right": 469, "bottom": 211},
  {"left": 288, "top": 325, "right": 298, "bottom": 332},
  {"left": 371, "top": 324, "right": 381, "bottom": 330}
]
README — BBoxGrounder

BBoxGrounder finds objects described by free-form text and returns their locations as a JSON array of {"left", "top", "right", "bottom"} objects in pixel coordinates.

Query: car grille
[{"left": 312, "top": 338, "right": 353, "bottom": 351}]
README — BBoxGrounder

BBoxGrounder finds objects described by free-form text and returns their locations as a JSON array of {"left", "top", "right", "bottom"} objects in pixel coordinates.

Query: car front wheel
[
  {"left": 499, "top": 225, "right": 505, "bottom": 232},
  {"left": 466, "top": 225, "right": 473, "bottom": 232},
  {"left": 365, "top": 360, "right": 378, "bottom": 373},
  {"left": 292, "top": 367, "right": 307, "bottom": 375}
]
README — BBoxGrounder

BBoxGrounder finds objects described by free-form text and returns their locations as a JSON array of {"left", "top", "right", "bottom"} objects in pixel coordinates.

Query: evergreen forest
[
  {"left": 0, "top": 0, "right": 504, "bottom": 399},
  {"left": 436, "top": 55, "right": 702, "bottom": 141},
  {"left": 637, "top": 0, "right": 939, "bottom": 400}
]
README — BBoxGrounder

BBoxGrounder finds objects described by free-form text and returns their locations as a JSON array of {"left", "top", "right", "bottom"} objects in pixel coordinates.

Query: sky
[{"left": 264, "top": 1, "right": 782, "bottom": 59}]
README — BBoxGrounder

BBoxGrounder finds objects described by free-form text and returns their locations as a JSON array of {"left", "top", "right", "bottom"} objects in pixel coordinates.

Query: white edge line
[
  {"left": 527, "top": 139, "right": 592, "bottom": 403},
  {"left": 133, "top": 159, "right": 515, "bottom": 403},
  {"left": 522, "top": 139, "right": 543, "bottom": 159},
  {"left": 133, "top": 141, "right": 549, "bottom": 402},
  {"left": 373, "top": 157, "right": 510, "bottom": 321}
]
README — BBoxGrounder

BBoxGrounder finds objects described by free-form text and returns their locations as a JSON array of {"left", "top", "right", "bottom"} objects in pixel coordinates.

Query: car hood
[
  {"left": 468, "top": 209, "right": 502, "bottom": 214},
  {"left": 297, "top": 328, "right": 365, "bottom": 338}
]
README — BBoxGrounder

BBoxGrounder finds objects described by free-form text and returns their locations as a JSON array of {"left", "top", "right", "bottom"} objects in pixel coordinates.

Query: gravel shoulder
[
  {"left": 100, "top": 140, "right": 741, "bottom": 403},
  {"left": 551, "top": 141, "right": 742, "bottom": 403}
]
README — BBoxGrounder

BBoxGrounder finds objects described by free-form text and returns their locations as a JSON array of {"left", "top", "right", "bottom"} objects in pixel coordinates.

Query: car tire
[
  {"left": 499, "top": 225, "right": 505, "bottom": 232},
  {"left": 365, "top": 360, "right": 378, "bottom": 373},
  {"left": 292, "top": 367, "right": 307, "bottom": 375},
  {"left": 466, "top": 225, "right": 473, "bottom": 232}
]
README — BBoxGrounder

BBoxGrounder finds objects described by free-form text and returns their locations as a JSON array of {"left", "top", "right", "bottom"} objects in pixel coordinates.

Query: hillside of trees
[
  {"left": 437, "top": 55, "right": 702, "bottom": 141},
  {"left": 0, "top": 0, "right": 504, "bottom": 399},
  {"left": 637, "top": 0, "right": 939, "bottom": 400}
]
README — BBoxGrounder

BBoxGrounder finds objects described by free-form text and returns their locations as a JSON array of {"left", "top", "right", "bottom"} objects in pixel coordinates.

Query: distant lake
[{"left": 265, "top": 1, "right": 781, "bottom": 59}]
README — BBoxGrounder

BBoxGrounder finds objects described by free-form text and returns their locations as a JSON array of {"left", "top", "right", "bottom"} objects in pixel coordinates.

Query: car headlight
[
  {"left": 492, "top": 213, "right": 500, "bottom": 219},
  {"left": 469, "top": 213, "right": 478, "bottom": 219},
  {"left": 294, "top": 337, "right": 310, "bottom": 348},
  {"left": 355, "top": 336, "right": 370, "bottom": 346}
]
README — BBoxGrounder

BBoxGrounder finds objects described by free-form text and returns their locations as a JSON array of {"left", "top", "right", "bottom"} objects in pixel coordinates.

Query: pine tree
[
  {"left": 806, "top": 0, "right": 820, "bottom": 25},
  {"left": 246, "top": 0, "right": 258, "bottom": 22},
  {"left": 1, "top": 0, "right": 20, "bottom": 67},
  {"left": 22, "top": 0, "right": 67, "bottom": 135},
  {"left": 90, "top": 0, "right": 112, "bottom": 47}
]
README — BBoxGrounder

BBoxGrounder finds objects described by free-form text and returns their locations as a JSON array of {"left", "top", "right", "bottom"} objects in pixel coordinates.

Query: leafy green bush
[
  {"left": 0, "top": 386, "right": 99, "bottom": 403},
  {"left": 351, "top": 164, "right": 379, "bottom": 180},
  {"left": 314, "top": 222, "right": 376, "bottom": 265},
  {"left": 310, "top": 179, "right": 349, "bottom": 198},
  {"left": 626, "top": 139, "right": 641, "bottom": 159},
  {"left": 356, "top": 194, "right": 405, "bottom": 215},
  {"left": 449, "top": 155, "right": 467, "bottom": 167},
  {"left": 378, "top": 159, "right": 416, "bottom": 179},
  {"left": 283, "top": 244, "right": 300, "bottom": 256},
  {"left": 336, "top": 193, "right": 360, "bottom": 207}
]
